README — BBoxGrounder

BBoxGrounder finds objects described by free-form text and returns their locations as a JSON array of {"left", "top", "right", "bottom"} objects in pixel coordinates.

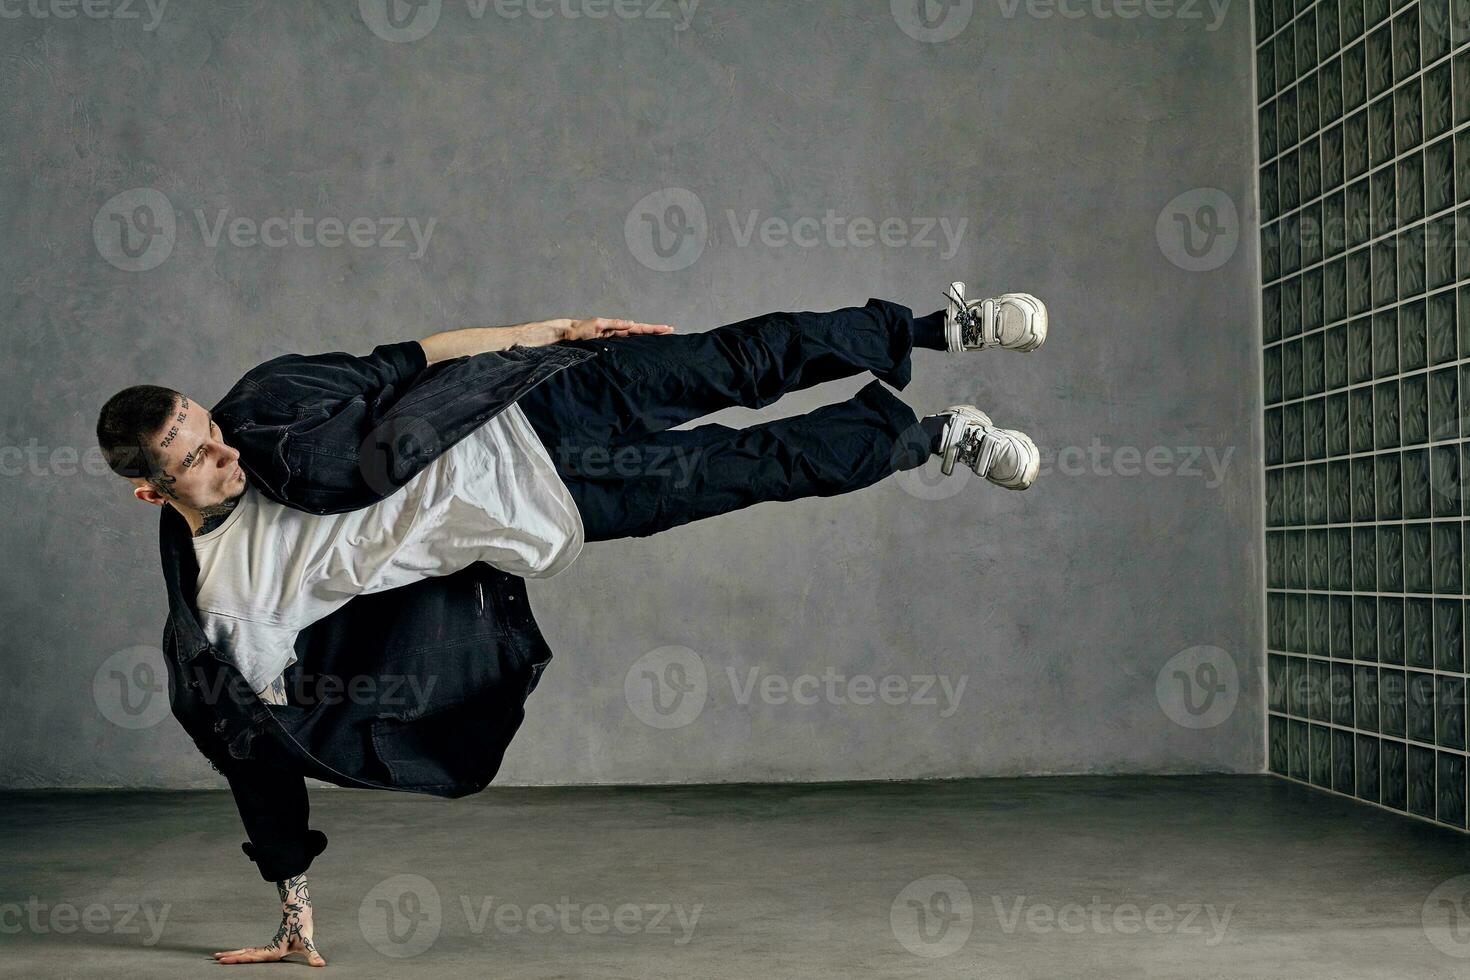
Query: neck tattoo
[{"left": 195, "top": 497, "right": 241, "bottom": 537}]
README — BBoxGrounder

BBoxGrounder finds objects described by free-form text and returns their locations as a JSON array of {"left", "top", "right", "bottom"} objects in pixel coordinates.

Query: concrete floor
[{"left": 4, "top": 775, "right": 1470, "bottom": 978}]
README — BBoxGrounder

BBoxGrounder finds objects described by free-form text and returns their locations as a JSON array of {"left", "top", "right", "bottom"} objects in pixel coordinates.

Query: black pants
[{"left": 516, "top": 298, "right": 935, "bottom": 541}]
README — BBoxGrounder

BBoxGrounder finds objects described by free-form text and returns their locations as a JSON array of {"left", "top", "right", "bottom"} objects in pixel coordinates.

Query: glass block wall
[{"left": 1256, "top": 0, "right": 1470, "bottom": 829}]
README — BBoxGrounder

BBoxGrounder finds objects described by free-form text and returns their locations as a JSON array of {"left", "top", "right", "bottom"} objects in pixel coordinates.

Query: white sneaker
[
  {"left": 944, "top": 282, "right": 1048, "bottom": 353},
  {"left": 929, "top": 404, "right": 1040, "bottom": 490}
]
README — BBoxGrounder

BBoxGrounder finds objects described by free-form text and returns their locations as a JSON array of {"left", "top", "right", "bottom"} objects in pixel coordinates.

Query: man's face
[{"left": 131, "top": 395, "right": 248, "bottom": 511}]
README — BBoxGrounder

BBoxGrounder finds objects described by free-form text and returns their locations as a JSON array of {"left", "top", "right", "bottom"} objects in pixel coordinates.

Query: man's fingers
[{"left": 214, "top": 946, "right": 280, "bottom": 963}]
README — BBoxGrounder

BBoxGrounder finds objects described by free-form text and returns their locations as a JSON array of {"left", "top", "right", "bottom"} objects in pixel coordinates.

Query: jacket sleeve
[
  {"left": 215, "top": 751, "right": 329, "bottom": 882},
  {"left": 227, "top": 340, "right": 428, "bottom": 410}
]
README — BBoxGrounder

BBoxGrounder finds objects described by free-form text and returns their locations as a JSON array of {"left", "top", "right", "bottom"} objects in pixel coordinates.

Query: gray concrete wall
[{"left": 0, "top": 0, "right": 1262, "bottom": 789}]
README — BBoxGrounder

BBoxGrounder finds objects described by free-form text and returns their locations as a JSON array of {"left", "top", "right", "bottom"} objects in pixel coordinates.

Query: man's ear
[{"left": 132, "top": 484, "right": 168, "bottom": 507}]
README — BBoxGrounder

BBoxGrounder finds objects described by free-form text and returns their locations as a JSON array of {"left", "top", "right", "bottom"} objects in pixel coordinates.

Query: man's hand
[
  {"left": 560, "top": 316, "right": 675, "bottom": 341},
  {"left": 213, "top": 873, "right": 326, "bottom": 967}
]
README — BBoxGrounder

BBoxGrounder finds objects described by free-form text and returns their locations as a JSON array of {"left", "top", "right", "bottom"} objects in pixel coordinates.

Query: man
[{"left": 95, "top": 284, "right": 1047, "bottom": 966}]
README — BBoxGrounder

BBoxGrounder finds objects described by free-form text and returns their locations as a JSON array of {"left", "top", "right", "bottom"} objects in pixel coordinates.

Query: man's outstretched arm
[{"left": 417, "top": 316, "right": 675, "bottom": 364}]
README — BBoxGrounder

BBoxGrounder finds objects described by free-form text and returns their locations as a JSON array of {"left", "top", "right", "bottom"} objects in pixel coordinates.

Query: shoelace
[{"left": 943, "top": 285, "right": 996, "bottom": 349}]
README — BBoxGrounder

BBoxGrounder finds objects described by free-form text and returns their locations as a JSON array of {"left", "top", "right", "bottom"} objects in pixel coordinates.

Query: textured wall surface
[
  {"left": 1258, "top": 0, "right": 1470, "bottom": 831},
  {"left": 1, "top": 0, "right": 1260, "bottom": 789}
]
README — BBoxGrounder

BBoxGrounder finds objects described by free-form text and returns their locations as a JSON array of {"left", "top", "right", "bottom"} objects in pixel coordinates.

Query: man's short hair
[{"left": 96, "top": 385, "right": 183, "bottom": 480}]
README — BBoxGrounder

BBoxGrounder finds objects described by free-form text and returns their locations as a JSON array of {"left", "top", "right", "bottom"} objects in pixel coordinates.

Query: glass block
[
  {"left": 1333, "top": 728, "right": 1355, "bottom": 793},
  {"left": 1325, "top": 255, "right": 1347, "bottom": 318},
  {"left": 1303, "top": 201, "right": 1325, "bottom": 269},
  {"left": 1289, "top": 529, "right": 1308, "bottom": 588},
  {"left": 1436, "top": 599, "right": 1465, "bottom": 671},
  {"left": 1289, "top": 656, "right": 1311, "bottom": 715},
  {"left": 1352, "top": 455, "right": 1377, "bottom": 519},
  {"left": 1433, "top": 521, "right": 1463, "bottom": 592},
  {"left": 1270, "top": 715, "right": 1289, "bottom": 774},
  {"left": 1287, "top": 401, "right": 1305, "bottom": 462},
  {"left": 1284, "top": 338, "right": 1304, "bottom": 400},
  {"left": 1383, "top": 667, "right": 1408, "bottom": 733},
  {"left": 1427, "top": 137, "right": 1455, "bottom": 214},
  {"left": 1406, "top": 521, "right": 1434, "bottom": 592},
  {"left": 1311, "top": 530, "right": 1331, "bottom": 591},
  {"left": 1374, "top": 310, "right": 1400, "bottom": 378},
  {"left": 1426, "top": 62, "right": 1453, "bottom": 141},
  {"left": 1349, "top": 248, "right": 1373, "bottom": 314},
  {"left": 1311, "top": 723, "right": 1334, "bottom": 786},
  {"left": 1290, "top": 593, "right": 1310, "bottom": 651},
  {"left": 1305, "top": 331, "right": 1325, "bottom": 395},
  {"left": 1344, "top": 40, "right": 1368, "bottom": 112},
  {"left": 1394, "top": 81, "right": 1424, "bottom": 154},
  {"left": 1406, "top": 598, "right": 1434, "bottom": 667},
  {"left": 1346, "top": 113, "right": 1370, "bottom": 188},
  {"left": 1370, "top": 238, "right": 1393, "bottom": 310},
  {"left": 1311, "top": 658, "right": 1331, "bottom": 719},
  {"left": 1328, "top": 390, "right": 1346, "bottom": 455},
  {"left": 1368, "top": 25, "right": 1394, "bottom": 98},
  {"left": 1378, "top": 520, "right": 1405, "bottom": 587},
  {"left": 1291, "top": 718, "right": 1311, "bottom": 779},
  {"left": 1397, "top": 225, "right": 1426, "bottom": 298},
  {"left": 1372, "top": 166, "right": 1398, "bottom": 239},
  {"left": 1431, "top": 443, "right": 1462, "bottom": 517},
  {"left": 1325, "top": 324, "right": 1349, "bottom": 389},
  {"left": 1401, "top": 375, "right": 1429, "bottom": 444},
  {"left": 1307, "top": 463, "right": 1329, "bottom": 522},
  {"left": 1264, "top": 283, "right": 1283, "bottom": 344},
  {"left": 1324, "top": 126, "right": 1346, "bottom": 198},
  {"left": 1350, "top": 316, "right": 1374, "bottom": 381},
  {"left": 1409, "top": 671, "right": 1437, "bottom": 743},
  {"left": 1284, "top": 276, "right": 1303, "bottom": 337},
  {"left": 1437, "top": 752, "right": 1466, "bottom": 826},
  {"left": 1427, "top": 215, "right": 1456, "bottom": 290},
  {"left": 1331, "top": 527, "right": 1354, "bottom": 590},
  {"left": 1409, "top": 744, "right": 1436, "bottom": 816},
  {"left": 1404, "top": 448, "right": 1432, "bottom": 519},
  {"left": 1356, "top": 526, "right": 1380, "bottom": 589},
  {"left": 1357, "top": 594, "right": 1380, "bottom": 660},
  {"left": 1427, "top": 291, "right": 1456, "bottom": 365},
  {"left": 1267, "top": 406, "right": 1284, "bottom": 465},
  {"left": 1357, "top": 664, "right": 1382, "bottom": 728},
  {"left": 1422, "top": 0, "right": 1451, "bottom": 64},
  {"left": 1403, "top": 301, "right": 1429, "bottom": 373},
  {"left": 1437, "top": 675, "right": 1466, "bottom": 748},
  {"left": 1306, "top": 398, "right": 1327, "bottom": 460},
  {"left": 1270, "top": 591, "right": 1288, "bottom": 648},
  {"left": 1370, "top": 95, "right": 1397, "bottom": 168},
  {"left": 1357, "top": 733, "right": 1381, "bottom": 800},
  {"left": 1374, "top": 380, "right": 1401, "bottom": 449},
  {"left": 1430, "top": 365, "right": 1459, "bottom": 440},
  {"left": 1332, "top": 593, "right": 1355, "bottom": 656},
  {"left": 1330, "top": 458, "right": 1353, "bottom": 520},
  {"left": 1381, "top": 597, "right": 1406, "bottom": 664},
  {"left": 1383, "top": 738, "right": 1407, "bottom": 808},
  {"left": 1286, "top": 465, "right": 1306, "bottom": 525}
]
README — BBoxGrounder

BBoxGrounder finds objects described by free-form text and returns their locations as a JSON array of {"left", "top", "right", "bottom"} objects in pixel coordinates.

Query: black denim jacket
[{"left": 158, "top": 338, "right": 598, "bottom": 881}]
